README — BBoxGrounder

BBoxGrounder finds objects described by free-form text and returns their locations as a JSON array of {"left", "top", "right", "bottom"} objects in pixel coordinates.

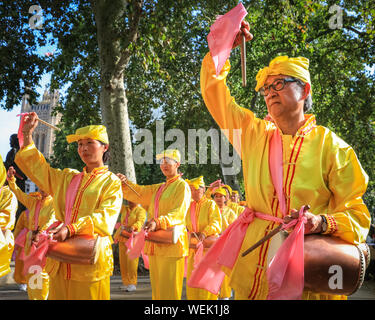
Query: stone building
[{"left": 20, "top": 89, "right": 61, "bottom": 193}]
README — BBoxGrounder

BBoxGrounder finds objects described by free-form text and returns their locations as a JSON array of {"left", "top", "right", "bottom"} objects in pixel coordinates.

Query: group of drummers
[{"left": 0, "top": 21, "right": 372, "bottom": 301}]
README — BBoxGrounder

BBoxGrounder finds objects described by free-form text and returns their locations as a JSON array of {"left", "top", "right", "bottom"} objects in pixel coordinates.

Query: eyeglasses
[{"left": 259, "top": 78, "right": 298, "bottom": 97}]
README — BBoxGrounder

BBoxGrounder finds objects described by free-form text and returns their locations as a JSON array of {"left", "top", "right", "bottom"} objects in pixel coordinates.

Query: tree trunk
[{"left": 91, "top": 0, "right": 143, "bottom": 182}]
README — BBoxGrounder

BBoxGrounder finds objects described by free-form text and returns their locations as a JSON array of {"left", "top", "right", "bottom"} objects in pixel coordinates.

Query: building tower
[{"left": 20, "top": 89, "right": 62, "bottom": 193}]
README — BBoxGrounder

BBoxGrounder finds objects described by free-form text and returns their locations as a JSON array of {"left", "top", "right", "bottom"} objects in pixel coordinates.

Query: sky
[{"left": 0, "top": 71, "right": 52, "bottom": 162}]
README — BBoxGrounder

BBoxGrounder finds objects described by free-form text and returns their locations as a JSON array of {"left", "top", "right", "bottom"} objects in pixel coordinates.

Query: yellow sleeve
[
  {"left": 157, "top": 182, "right": 191, "bottom": 230},
  {"left": 13, "top": 210, "right": 27, "bottom": 238},
  {"left": 0, "top": 187, "right": 17, "bottom": 231},
  {"left": 7, "top": 176, "right": 36, "bottom": 209},
  {"left": 326, "top": 146, "right": 370, "bottom": 244},
  {"left": 202, "top": 201, "right": 222, "bottom": 237},
  {"left": 131, "top": 206, "right": 146, "bottom": 232},
  {"left": 122, "top": 180, "right": 160, "bottom": 209},
  {"left": 70, "top": 178, "right": 123, "bottom": 237},
  {"left": 15, "top": 143, "right": 75, "bottom": 197},
  {"left": 201, "top": 52, "right": 266, "bottom": 154}
]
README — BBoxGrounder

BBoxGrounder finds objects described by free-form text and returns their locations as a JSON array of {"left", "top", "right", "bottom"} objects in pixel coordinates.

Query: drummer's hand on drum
[
  {"left": 195, "top": 232, "right": 206, "bottom": 242},
  {"left": 283, "top": 206, "right": 323, "bottom": 234},
  {"left": 232, "top": 20, "right": 253, "bottom": 49},
  {"left": 50, "top": 225, "right": 69, "bottom": 242},
  {"left": 144, "top": 219, "right": 157, "bottom": 232},
  {"left": 122, "top": 225, "right": 134, "bottom": 233}
]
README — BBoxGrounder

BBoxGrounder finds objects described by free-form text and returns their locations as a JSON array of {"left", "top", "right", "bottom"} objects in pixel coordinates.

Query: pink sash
[{"left": 21, "top": 172, "right": 84, "bottom": 275}]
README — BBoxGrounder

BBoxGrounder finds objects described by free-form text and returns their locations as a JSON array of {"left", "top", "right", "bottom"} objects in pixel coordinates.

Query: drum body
[
  {"left": 304, "top": 234, "right": 369, "bottom": 296},
  {"left": 47, "top": 234, "right": 100, "bottom": 265}
]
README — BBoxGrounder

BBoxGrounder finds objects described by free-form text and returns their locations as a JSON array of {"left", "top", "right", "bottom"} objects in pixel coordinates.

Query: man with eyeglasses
[{"left": 195, "top": 21, "right": 370, "bottom": 300}]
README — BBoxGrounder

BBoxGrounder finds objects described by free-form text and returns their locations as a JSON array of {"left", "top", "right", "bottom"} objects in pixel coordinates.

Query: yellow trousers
[
  {"left": 186, "top": 250, "right": 218, "bottom": 300},
  {"left": 48, "top": 269, "right": 110, "bottom": 300},
  {"left": 26, "top": 269, "right": 49, "bottom": 300},
  {"left": 219, "top": 275, "right": 232, "bottom": 299},
  {"left": 119, "top": 242, "right": 138, "bottom": 285},
  {"left": 13, "top": 250, "right": 26, "bottom": 284},
  {"left": 148, "top": 255, "right": 184, "bottom": 300}
]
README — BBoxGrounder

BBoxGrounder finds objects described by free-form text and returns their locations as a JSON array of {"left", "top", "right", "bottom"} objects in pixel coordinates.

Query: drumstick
[
  {"left": 241, "top": 205, "right": 310, "bottom": 257},
  {"left": 240, "top": 34, "right": 247, "bottom": 87},
  {"left": 37, "top": 118, "right": 61, "bottom": 131},
  {"left": 123, "top": 180, "right": 141, "bottom": 197}
]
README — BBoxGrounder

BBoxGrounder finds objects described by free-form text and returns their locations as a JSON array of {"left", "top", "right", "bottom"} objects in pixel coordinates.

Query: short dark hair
[{"left": 99, "top": 141, "right": 110, "bottom": 163}]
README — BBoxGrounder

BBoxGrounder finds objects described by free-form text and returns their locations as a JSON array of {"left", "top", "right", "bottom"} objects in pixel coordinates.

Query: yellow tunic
[
  {"left": 15, "top": 143, "right": 123, "bottom": 283},
  {"left": 0, "top": 186, "right": 17, "bottom": 278},
  {"left": 228, "top": 201, "right": 245, "bottom": 217},
  {"left": 113, "top": 204, "right": 147, "bottom": 286},
  {"left": 122, "top": 175, "right": 191, "bottom": 257},
  {"left": 201, "top": 52, "right": 370, "bottom": 300},
  {"left": 8, "top": 177, "right": 55, "bottom": 299},
  {"left": 122, "top": 174, "right": 191, "bottom": 299},
  {"left": 185, "top": 196, "right": 222, "bottom": 300}
]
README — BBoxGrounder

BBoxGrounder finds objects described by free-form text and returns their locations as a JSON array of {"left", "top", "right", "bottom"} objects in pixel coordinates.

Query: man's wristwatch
[{"left": 320, "top": 215, "right": 328, "bottom": 233}]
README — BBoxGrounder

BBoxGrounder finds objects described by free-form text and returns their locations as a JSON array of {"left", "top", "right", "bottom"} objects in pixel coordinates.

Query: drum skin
[
  {"left": 47, "top": 234, "right": 100, "bottom": 265},
  {"left": 304, "top": 234, "right": 368, "bottom": 296}
]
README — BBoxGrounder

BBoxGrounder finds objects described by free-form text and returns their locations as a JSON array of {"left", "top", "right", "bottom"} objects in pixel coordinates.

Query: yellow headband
[
  {"left": 0, "top": 155, "right": 6, "bottom": 187},
  {"left": 186, "top": 176, "right": 205, "bottom": 190},
  {"left": 214, "top": 187, "right": 228, "bottom": 197},
  {"left": 232, "top": 190, "right": 239, "bottom": 195},
  {"left": 156, "top": 149, "right": 181, "bottom": 163},
  {"left": 222, "top": 184, "right": 232, "bottom": 196},
  {"left": 255, "top": 56, "right": 311, "bottom": 93},
  {"left": 66, "top": 125, "right": 109, "bottom": 145}
]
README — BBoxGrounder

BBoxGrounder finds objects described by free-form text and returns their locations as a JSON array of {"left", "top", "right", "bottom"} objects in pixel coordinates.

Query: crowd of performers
[{"left": 0, "top": 20, "right": 371, "bottom": 301}]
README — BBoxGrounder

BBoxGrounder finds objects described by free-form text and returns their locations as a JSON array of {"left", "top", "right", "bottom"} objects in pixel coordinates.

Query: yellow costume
[
  {"left": 8, "top": 176, "right": 55, "bottom": 300},
  {"left": 0, "top": 157, "right": 17, "bottom": 278},
  {"left": 201, "top": 52, "right": 370, "bottom": 300},
  {"left": 218, "top": 205, "right": 237, "bottom": 299},
  {"left": 15, "top": 131, "right": 123, "bottom": 300},
  {"left": 228, "top": 201, "right": 245, "bottom": 217},
  {"left": 113, "top": 204, "right": 146, "bottom": 287},
  {"left": 185, "top": 177, "right": 222, "bottom": 300},
  {"left": 122, "top": 173, "right": 191, "bottom": 300}
]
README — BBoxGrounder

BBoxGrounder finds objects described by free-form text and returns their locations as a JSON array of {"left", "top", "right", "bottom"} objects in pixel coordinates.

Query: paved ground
[{"left": 0, "top": 262, "right": 374, "bottom": 300}]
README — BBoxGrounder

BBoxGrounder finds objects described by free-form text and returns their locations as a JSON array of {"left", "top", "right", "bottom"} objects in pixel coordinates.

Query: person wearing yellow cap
[
  {"left": 185, "top": 176, "right": 222, "bottom": 300},
  {"left": 212, "top": 187, "right": 237, "bottom": 300},
  {"left": 0, "top": 156, "right": 18, "bottom": 279},
  {"left": 117, "top": 149, "right": 191, "bottom": 300},
  {"left": 113, "top": 200, "right": 146, "bottom": 292},
  {"left": 7, "top": 166, "right": 55, "bottom": 300},
  {"left": 14, "top": 112, "right": 123, "bottom": 300},
  {"left": 198, "top": 20, "right": 370, "bottom": 300}
]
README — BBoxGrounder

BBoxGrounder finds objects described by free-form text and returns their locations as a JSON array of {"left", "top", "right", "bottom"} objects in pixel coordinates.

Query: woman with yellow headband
[
  {"left": 113, "top": 200, "right": 146, "bottom": 292},
  {"left": 213, "top": 187, "right": 236, "bottom": 300},
  {"left": 185, "top": 176, "right": 222, "bottom": 300},
  {"left": 0, "top": 156, "right": 17, "bottom": 279},
  {"left": 15, "top": 112, "right": 123, "bottom": 300},
  {"left": 197, "top": 20, "right": 370, "bottom": 300},
  {"left": 7, "top": 166, "right": 54, "bottom": 300},
  {"left": 117, "top": 149, "right": 191, "bottom": 300}
]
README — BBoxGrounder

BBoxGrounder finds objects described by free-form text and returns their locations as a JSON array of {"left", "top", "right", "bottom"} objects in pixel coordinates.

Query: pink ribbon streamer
[
  {"left": 207, "top": 3, "right": 248, "bottom": 76},
  {"left": 16, "top": 113, "right": 29, "bottom": 149}
]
